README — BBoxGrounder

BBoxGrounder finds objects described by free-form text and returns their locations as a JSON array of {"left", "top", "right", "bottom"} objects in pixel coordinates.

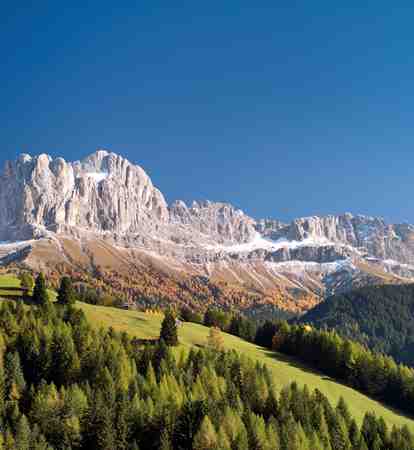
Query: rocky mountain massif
[{"left": 1, "top": 150, "right": 414, "bottom": 313}]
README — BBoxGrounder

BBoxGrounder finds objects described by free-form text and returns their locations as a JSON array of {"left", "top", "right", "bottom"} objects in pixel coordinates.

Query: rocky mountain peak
[{"left": 0, "top": 150, "right": 170, "bottom": 240}]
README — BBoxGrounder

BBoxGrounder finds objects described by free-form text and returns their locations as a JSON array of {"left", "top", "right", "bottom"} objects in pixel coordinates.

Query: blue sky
[{"left": 2, "top": 2, "right": 414, "bottom": 223}]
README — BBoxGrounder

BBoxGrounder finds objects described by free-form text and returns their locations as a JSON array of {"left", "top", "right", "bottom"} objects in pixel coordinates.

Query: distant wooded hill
[{"left": 299, "top": 283, "right": 414, "bottom": 366}]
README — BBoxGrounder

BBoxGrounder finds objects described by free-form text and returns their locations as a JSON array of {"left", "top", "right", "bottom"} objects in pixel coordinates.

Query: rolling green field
[
  {"left": 78, "top": 302, "right": 414, "bottom": 430},
  {"left": 0, "top": 274, "right": 56, "bottom": 299},
  {"left": 0, "top": 275, "right": 21, "bottom": 288},
  {"left": 0, "top": 274, "right": 23, "bottom": 297}
]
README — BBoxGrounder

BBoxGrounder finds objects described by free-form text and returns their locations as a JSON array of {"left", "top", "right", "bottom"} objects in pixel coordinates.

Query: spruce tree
[
  {"left": 216, "top": 426, "right": 231, "bottom": 450},
  {"left": 4, "top": 429, "right": 15, "bottom": 450},
  {"left": 159, "top": 429, "right": 173, "bottom": 450},
  {"left": 15, "top": 414, "right": 31, "bottom": 450},
  {"left": 246, "top": 412, "right": 268, "bottom": 450},
  {"left": 5, "top": 352, "right": 26, "bottom": 402},
  {"left": 153, "top": 339, "right": 169, "bottom": 378},
  {"left": 330, "top": 414, "right": 351, "bottom": 450},
  {"left": 336, "top": 397, "right": 352, "bottom": 429},
  {"left": 32, "top": 273, "right": 49, "bottom": 306},
  {"left": 160, "top": 310, "right": 179, "bottom": 346},
  {"left": 19, "top": 272, "right": 34, "bottom": 294},
  {"left": 233, "top": 424, "right": 249, "bottom": 450},
  {"left": 193, "top": 416, "right": 218, "bottom": 450},
  {"left": 56, "top": 276, "right": 76, "bottom": 306}
]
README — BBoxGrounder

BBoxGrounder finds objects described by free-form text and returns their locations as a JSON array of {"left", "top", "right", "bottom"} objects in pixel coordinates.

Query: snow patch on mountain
[
  {"left": 203, "top": 232, "right": 335, "bottom": 253},
  {"left": 0, "top": 240, "right": 32, "bottom": 247},
  {"left": 265, "top": 258, "right": 354, "bottom": 275},
  {"left": 85, "top": 172, "right": 109, "bottom": 183}
]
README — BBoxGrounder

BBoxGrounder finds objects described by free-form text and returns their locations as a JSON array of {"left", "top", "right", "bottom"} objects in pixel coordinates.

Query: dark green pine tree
[
  {"left": 174, "top": 400, "right": 207, "bottom": 449},
  {"left": 160, "top": 310, "right": 179, "bottom": 346},
  {"left": 4, "top": 351, "right": 26, "bottom": 402},
  {"left": 32, "top": 273, "right": 49, "bottom": 306},
  {"left": 336, "top": 397, "right": 352, "bottom": 429},
  {"left": 330, "top": 413, "right": 351, "bottom": 450},
  {"left": 348, "top": 419, "right": 362, "bottom": 448},
  {"left": 115, "top": 392, "right": 129, "bottom": 450},
  {"left": 15, "top": 414, "right": 31, "bottom": 450},
  {"left": 84, "top": 391, "right": 115, "bottom": 450},
  {"left": 56, "top": 276, "right": 76, "bottom": 305}
]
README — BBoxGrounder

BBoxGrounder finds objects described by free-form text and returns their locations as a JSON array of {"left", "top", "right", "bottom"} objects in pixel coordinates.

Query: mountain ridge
[{"left": 1, "top": 149, "right": 413, "bottom": 311}]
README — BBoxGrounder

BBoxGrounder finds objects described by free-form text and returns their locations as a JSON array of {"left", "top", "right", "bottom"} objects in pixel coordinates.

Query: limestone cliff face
[
  {"left": 0, "top": 150, "right": 169, "bottom": 240},
  {"left": 271, "top": 214, "right": 414, "bottom": 264},
  {"left": 0, "top": 150, "right": 256, "bottom": 248},
  {"left": 169, "top": 200, "right": 256, "bottom": 245}
]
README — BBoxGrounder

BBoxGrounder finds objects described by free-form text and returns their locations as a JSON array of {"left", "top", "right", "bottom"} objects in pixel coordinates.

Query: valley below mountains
[{"left": 1, "top": 149, "right": 414, "bottom": 314}]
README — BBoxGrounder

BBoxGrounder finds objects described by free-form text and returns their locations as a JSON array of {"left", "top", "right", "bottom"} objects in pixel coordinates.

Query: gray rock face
[
  {"left": 265, "top": 244, "right": 354, "bottom": 264},
  {"left": 169, "top": 200, "right": 256, "bottom": 244},
  {"left": 0, "top": 151, "right": 256, "bottom": 249},
  {"left": 255, "top": 219, "right": 287, "bottom": 240},
  {"left": 0, "top": 150, "right": 169, "bottom": 240},
  {"left": 270, "top": 214, "right": 414, "bottom": 264}
]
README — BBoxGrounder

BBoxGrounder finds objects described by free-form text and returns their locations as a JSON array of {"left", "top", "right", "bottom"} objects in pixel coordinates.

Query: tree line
[
  {"left": 254, "top": 319, "right": 414, "bottom": 420},
  {"left": 297, "top": 283, "right": 414, "bottom": 367}
]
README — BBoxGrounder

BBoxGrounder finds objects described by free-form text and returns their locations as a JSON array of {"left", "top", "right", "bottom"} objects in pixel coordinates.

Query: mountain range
[{"left": 1, "top": 149, "right": 414, "bottom": 313}]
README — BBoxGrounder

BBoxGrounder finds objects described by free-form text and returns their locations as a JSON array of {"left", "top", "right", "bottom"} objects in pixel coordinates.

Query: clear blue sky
[{"left": 2, "top": 2, "right": 414, "bottom": 223}]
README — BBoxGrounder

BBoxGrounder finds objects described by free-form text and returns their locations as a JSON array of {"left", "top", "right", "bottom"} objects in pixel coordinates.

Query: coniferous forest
[
  {"left": 298, "top": 283, "right": 414, "bottom": 366},
  {"left": 0, "top": 287, "right": 412, "bottom": 450},
  {"left": 254, "top": 318, "right": 414, "bottom": 417}
]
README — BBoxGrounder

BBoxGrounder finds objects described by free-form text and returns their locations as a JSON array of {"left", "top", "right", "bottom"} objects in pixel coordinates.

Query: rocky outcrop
[
  {"left": 0, "top": 150, "right": 169, "bottom": 241},
  {"left": 265, "top": 244, "right": 354, "bottom": 264},
  {"left": 269, "top": 214, "right": 414, "bottom": 265},
  {"left": 169, "top": 200, "right": 256, "bottom": 244},
  {"left": 255, "top": 219, "right": 287, "bottom": 239}
]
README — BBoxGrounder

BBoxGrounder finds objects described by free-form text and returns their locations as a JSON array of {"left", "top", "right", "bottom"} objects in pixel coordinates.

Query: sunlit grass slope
[
  {"left": 0, "top": 274, "right": 23, "bottom": 296},
  {"left": 0, "top": 274, "right": 57, "bottom": 299},
  {"left": 78, "top": 302, "right": 414, "bottom": 429}
]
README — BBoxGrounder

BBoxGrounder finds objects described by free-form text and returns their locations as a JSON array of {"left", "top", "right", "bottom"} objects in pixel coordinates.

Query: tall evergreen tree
[
  {"left": 160, "top": 310, "right": 179, "bottom": 346},
  {"left": 193, "top": 416, "right": 218, "bottom": 450},
  {"left": 19, "top": 272, "right": 34, "bottom": 294},
  {"left": 56, "top": 276, "right": 76, "bottom": 306},
  {"left": 32, "top": 273, "right": 48, "bottom": 306},
  {"left": 15, "top": 414, "right": 31, "bottom": 450}
]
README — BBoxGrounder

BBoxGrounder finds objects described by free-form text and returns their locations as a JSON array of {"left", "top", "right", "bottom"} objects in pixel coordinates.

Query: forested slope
[{"left": 299, "top": 283, "right": 414, "bottom": 365}]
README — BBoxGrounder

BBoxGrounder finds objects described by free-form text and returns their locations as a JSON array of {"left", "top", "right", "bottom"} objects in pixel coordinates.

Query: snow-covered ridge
[
  {"left": 0, "top": 240, "right": 33, "bottom": 247},
  {"left": 203, "top": 232, "right": 336, "bottom": 253},
  {"left": 265, "top": 258, "right": 354, "bottom": 273},
  {"left": 84, "top": 172, "right": 109, "bottom": 183}
]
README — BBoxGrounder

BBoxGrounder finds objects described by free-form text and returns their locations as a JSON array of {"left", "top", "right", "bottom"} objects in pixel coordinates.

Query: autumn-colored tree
[{"left": 207, "top": 327, "right": 224, "bottom": 351}]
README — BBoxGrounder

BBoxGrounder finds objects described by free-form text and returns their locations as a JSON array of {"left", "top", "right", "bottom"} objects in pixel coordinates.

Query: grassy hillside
[
  {"left": 0, "top": 273, "right": 24, "bottom": 297},
  {"left": 0, "top": 274, "right": 57, "bottom": 299},
  {"left": 78, "top": 302, "right": 414, "bottom": 430}
]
